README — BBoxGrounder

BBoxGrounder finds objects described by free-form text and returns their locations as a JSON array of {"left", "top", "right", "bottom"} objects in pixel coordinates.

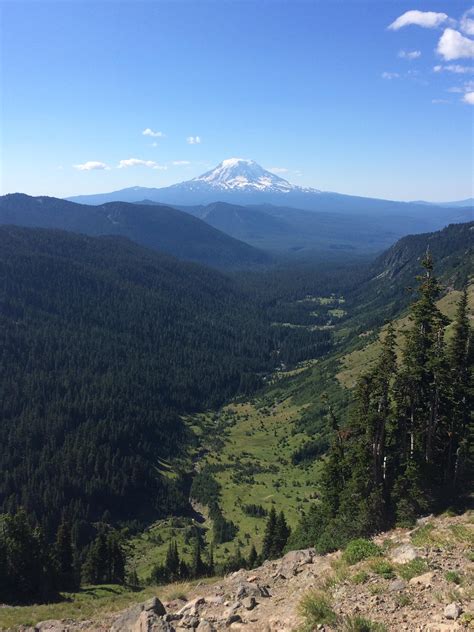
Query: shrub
[
  {"left": 397, "top": 558, "right": 429, "bottom": 581},
  {"left": 370, "top": 559, "right": 395, "bottom": 579},
  {"left": 351, "top": 570, "right": 369, "bottom": 585},
  {"left": 343, "top": 539, "right": 381, "bottom": 565},
  {"left": 340, "top": 616, "right": 387, "bottom": 631},
  {"left": 445, "top": 571, "right": 461, "bottom": 584},
  {"left": 298, "top": 591, "right": 337, "bottom": 628}
]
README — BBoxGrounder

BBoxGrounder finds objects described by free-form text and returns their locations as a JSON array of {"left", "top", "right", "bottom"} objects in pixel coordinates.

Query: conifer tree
[
  {"left": 261, "top": 507, "right": 277, "bottom": 560},
  {"left": 54, "top": 519, "right": 77, "bottom": 590}
]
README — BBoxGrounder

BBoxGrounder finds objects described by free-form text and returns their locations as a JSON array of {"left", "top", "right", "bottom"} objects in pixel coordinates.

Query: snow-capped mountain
[
  {"left": 66, "top": 160, "right": 471, "bottom": 228},
  {"left": 184, "top": 158, "right": 313, "bottom": 193}
]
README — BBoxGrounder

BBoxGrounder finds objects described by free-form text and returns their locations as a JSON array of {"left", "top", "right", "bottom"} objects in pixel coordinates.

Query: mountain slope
[
  {"left": 0, "top": 193, "right": 270, "bottom": 269},
  {"left": 0, "top": 226, "right": 276, "bottom": 536}
]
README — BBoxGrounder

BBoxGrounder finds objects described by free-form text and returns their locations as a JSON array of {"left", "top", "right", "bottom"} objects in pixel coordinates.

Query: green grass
[
  {"left": 370, "top": 559, "right": 395, "bottom": 579},
  {"left": 337, "top": 286, "right": 474, "bottom": 390},
  {"left": 340, "top": 616, "right": 387, "bottom": 632},
  {"left": 0, "top": 578, "right": 219, "bottom": 631},
  {"left": 298, "top": 591, "right": 337, "bottom": 629},
  {"left": 396, "top": 558, "right": 430, "bottom": 581},
  {"left": 445, "top": 571, "right": 462, "bottom": 584}
]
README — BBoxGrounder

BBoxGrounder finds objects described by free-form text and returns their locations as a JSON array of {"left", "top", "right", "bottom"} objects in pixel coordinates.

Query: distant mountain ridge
[
  {"left": 0, "top": 193, "right": 270, "bottom": 269},
  {"left": 66, "top": 159, "right": 470, "bottom": 227}
]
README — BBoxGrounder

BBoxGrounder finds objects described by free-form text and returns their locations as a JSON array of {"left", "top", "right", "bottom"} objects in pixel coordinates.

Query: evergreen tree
[
  {"left": 247, "top": 544, "right": 258, "bottom": 569},
  {"left": 54, "top": 519, "right": 77, "bottom": 590},
  {"left": 261, "top": 507, "right": 277, "bottom": 560},
  {"left": 274, "top": 511, "right": 291, "bottom": 555},
  {"left": 190, "top": 537, "right": 205, "bottom": 578},
  {"left": 165, "top": 540, "right": 180, "bottom": 581}
]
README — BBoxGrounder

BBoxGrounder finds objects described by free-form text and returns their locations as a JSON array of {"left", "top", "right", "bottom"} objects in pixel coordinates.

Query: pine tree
[
  {"left": 190, "top": 537, "right": 205, "bottom": 578},
  {"left": 165, "top": 540, "right": 180, "bottom": 581},
  {"left": 247, "top": 544, "right": 258, "bottom": 569},
  {"left": 446, "top": 288, "right": 472, "bottom": 491},
  {"left": 261, "top": 507, "right": 277, "bottom": 560},
  {"left": 54, "top": 519, "right": 77, "bottom": 590},
  {"left": 274, "top": 511, "right": 291, "bottom": 556},
  {"left": 392, "top": 252, "right": 447, "bottom": 524}
]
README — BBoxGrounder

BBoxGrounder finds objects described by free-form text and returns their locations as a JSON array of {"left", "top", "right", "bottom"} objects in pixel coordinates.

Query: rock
[
  {"left": 176, "top": 598, "right": 206, "bottom": 617},
  {"left": 144, "top": 597, "right": 167, "bottom": 616},
  {"left": 136, "top": 612, "right": 175, "bottom": 631},
  {"left": 196, "top": 622, "right": 216, "bottom": 632},
  {"left": 389, "top": 544, "right": 419, "bottom": 564},
  {"left": 388, "top": 579, "right": 407, "bottom": 592},
  {"left": 110, "top": 598, "right": 169, "bottom": 632},
  {"left": 225, "top": 614, "right": 242, "bottom": 627},
  {"left": 236, "top": 581, "right": 270, "bottom": 600},
  {"left": 276, "top": 549, "right": 314, "bottom": 577},
  {"left": 409, "top": 572, "right": 435, "bottom": 587},
  {"left": 241, "top": 596, "right": 257, "bottom": 610},
  {"left": 444, "top": 603, "right": 462, "bottom": 620}
]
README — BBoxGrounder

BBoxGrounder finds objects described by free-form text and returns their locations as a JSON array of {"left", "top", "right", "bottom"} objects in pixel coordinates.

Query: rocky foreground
[{"left": 22, "top": 512, "right": 474, "bottom": 632}]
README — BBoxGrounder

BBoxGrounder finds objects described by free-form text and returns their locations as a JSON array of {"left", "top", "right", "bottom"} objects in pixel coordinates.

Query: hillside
[
  {"left": 2, "top": 511, "right": 472, "bottom": 630},
  {"left": 0, "top": 226, "right": 277, "bottom": 538},
  {"left": 0, "top": 194, "right": 270, "bottom": 269}
]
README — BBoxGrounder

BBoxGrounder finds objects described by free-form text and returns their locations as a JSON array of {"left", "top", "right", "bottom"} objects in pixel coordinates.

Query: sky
[{"left": 1, "top": 0, "right": 473, "bottom": 202}]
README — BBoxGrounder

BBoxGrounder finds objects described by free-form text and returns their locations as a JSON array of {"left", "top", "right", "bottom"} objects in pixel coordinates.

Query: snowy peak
[{"left": 191, "top": 158, "right": 302, "bottom": 193}]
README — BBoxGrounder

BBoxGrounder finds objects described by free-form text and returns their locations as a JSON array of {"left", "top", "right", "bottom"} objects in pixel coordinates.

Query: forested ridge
[{"left": 0, "top": 226, "right": 275, "bottom": 537}]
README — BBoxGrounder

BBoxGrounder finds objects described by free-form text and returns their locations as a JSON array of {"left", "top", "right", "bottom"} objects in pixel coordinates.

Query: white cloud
[
  {"left": 398, "top": 49, "right": 422, "bottom": 59},
  {"left": 382, "top": 71, "right": 400, "bottom": 79},
  {"left": 388, "top": 10, "right": 451, "bottom": 31},
  {"left": 460, "top": 7, "right": 474, "bottom": 35},
  {"left": 434, "top": 63, "right": 473, "bottom": 73},
  {"left": 463, "top": 91, "right": 474, "bottom": 103},
  {"left": 186, "top": 136, "right": 201, "bottom": 144},
  {"left": 268, "top": 166, "right": 289, "bottom": 174},
  {"left": 142, "top": 128, "right": 165, "bottom": 138},
  {"left": 172, "top": 160, "right": 191, "bottom": 166},
  {"left": 74, "top": 161, "right": 109, "bottom": 171},
  {"left": 118, "top": 158, "right": 167, "bottom": 170},
  {"left": 437, "top": 28, "right": 474, "bottom": 60}
]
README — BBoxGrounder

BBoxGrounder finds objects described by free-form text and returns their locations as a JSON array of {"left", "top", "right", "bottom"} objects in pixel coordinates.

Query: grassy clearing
[
  {"left": 337, "top": 286, "right": 474, "bottom": 389},
  {"left": 0, "top": 578, "right": 219, "bottom": 630}
]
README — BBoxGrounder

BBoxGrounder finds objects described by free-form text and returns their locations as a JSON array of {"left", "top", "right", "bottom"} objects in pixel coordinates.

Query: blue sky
[{"left": 1, "top": 0, "right": 473, "bottom": 201}]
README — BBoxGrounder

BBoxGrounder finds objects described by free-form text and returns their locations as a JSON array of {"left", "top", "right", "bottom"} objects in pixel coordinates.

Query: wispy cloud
[
  {"left": 437, "top": 28, "right": 474, "bottom": 60},
  {"left": 398, "top": 49, "right": 421, "bottom": 59},
  {"left": 382, "top": 71, "right": 400, "bottom": 80},
  {"left": 172, "top": 160, "right": 191, "bottom": 166},
  {"left": 74, "top": 161, "right": 109, "bottom": 171},
  {"left": 268, "top": 166, "right": 289, "bottom": 174},
  {"left": 460, "top": 7, "right": 474, "bottom": 36},
  {"left": 186, "top": 136, "right": 201, "bottom": 144},
  {"left": 434, "top": 63, "right": 473, "bottom": 73},
  {"left": 142, "top": 128, "right": 165, "bottom": 138},
  {"left": 388, "top": 10, "right": 452, "bottom": 31},
  {"left": 432, "top": 98, "right": 452, "bottom": 104},
  {"left": 118, "top": 158, "right": 167, "bottom": 170},
  {"left": 463, "top": 91, "right": 474, "bottom": 103}
]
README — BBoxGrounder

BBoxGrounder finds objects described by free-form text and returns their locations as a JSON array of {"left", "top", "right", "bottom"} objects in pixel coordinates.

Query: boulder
[
  {"left": 388, "top": 579, "right": 407, "bottom": 592},
  {"left": 177, "top": 597, "right": 206, "bottom": 617},
  {"left": 409, "top": 572, "right": 435, "bottom": 587},
  {"left": 276, "top": 549, "right": 314, "bottom": 577},
  {"left": 389, "top": 544, "right": 419, "bottom": 564},
  {"left": 236, "top": 582, "right": 270, "bottom": 600},
  {"left": 241, "top": 596, "right": 257, "bottom": 611},
  {"left": 110, "top": 598, "right": 169, "bottom": 632},
  {"left": 444, "top": 603, "right": 462, "bottom": 620}
]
